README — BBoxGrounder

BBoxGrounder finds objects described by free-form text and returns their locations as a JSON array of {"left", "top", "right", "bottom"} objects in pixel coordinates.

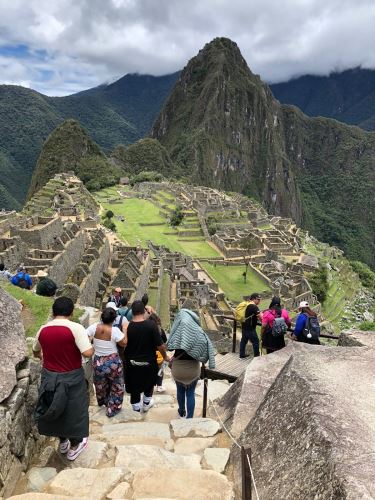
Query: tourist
[
  {"left": 167, "top": 308, "right": 216, "bottom": 418},
  {"left": 261, "top": 296, "right": 292, "bottom": 354},
  {"left": 125, "top": 293, "right": 155, "bottom": 321},
  {"left": 149, "top": 313, "right": 168, "bottom": 393},
  {"left": 108, "top": 287, "right": 123, "bottom": 307},
  {"left": 124, "top": 300, "right": 169, "bottom": 412},
  {"left": 239, "top": 293, "right": 262, "bottom": 358},
  {"left": 33, "top": 297, "right": 94, "bottom": 461},
  {"left": 86, "top": 308, "right": 126, "bottom": 417},
  {"left": 293, "top": 301, "right": 321, "bottom": 345},
  {"left": 106, "top": 301, "right": 129, "bottom": 331},
  {"left": 0, "top": 263, "right": 12, "bottom": 281},
  {"left": 11, "top": 265, "right": 32, "bottom": 289},
  {"left": 118, "top": 296, "right": 131, "bottom": 320}
]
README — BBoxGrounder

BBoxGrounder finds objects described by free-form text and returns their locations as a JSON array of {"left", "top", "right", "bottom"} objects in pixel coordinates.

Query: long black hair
[{"left": 269, "top": 296, "right": 282, "bottom": 316}]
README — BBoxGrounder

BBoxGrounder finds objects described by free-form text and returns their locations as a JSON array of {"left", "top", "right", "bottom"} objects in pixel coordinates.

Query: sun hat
[
  {"left": 299, "top": 301, "right": 309, "bottom": 308},
  {"left": 106, "top": 301, "right": 119, "bottom": 311}
]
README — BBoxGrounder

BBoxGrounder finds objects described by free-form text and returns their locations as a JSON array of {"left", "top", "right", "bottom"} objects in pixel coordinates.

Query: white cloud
[{"left": 0, "top": 0, "right": 374, "bottom": 94}]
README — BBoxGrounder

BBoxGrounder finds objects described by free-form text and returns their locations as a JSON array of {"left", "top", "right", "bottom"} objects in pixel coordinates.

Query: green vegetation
[
  {"left": 170, "top": 206, "right": 184, "bottom": 227},
  {"left": 2, "top": 283, "right": 53, "bottom": 337},
  {"left": 270, "top": 67, "right": 375, "bottom": 131},
  {"left": 307, "top": 265, "right": 329, "bottom": 303},
  {"left": 350, "top": 261, "right": 375, "bottom": 293},
  {"left": 358, "top": 321, "right": 375, "bottom": 331},
  {"left": 112, "top": 138, "right": 177, "bottom": 177},
  {"left": 200, "top": 262, "right": 271, "bottom": 303},
  {"left": 0, "top": 72, "right": 179, "bottom": 209},
  {"left": 96, "top": 192, "right": 219, "bottom": 258},
  {"left": 27, "top": 120, "right": 123, "bottom": 197}
]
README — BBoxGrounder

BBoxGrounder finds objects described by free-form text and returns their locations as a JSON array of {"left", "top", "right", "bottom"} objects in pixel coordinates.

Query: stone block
[
  {"left": 101, "top": 422, "right": 171, "bottom": 441},
  {"left": 70, "top": 440, "right": 109, "bottom": 469},
  {"left": 106, "top": 481, "right": 131, "bottom": 499},
  {"left": 131, "top": 468, "right": 234, "bottom": 500},
  {"left": 202, "top": 448, "right": 230, "bottom": 473},
  {"left": 115, "top": 445, "right": 201, "bottom": 479},
  {"left": 8, "top": 494, "right": 89, "bottom": 499},
  {"left": 9, "top": 405, "right": 27, "bottom": 456},
  {"left": 46, "top": 467, "right": 124, "bottom": 499},
  {"left": 90, "top": 406, "right": 143, "bottom": 425},
  {"left": 26, "top": 467, "right": 57, "bottom": 492},
  {"left": 94, "top": 433, "right": 174, "bottom": 451},
  {"left": 170, "top": 418, "right": 221, "bottom": 438},
  {"left": 174, "top": 437, "right": 216, "bottom": 456}
]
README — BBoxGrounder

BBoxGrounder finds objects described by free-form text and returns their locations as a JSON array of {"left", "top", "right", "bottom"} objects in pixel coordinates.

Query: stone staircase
[{"left": 10, "top": 371, "right": 235, "bottom": 500}]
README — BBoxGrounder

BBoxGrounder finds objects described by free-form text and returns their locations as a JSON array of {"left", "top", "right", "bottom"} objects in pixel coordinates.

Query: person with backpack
[
  {"left": 293, "top": 301, "right": 321, "bottom": 345},
  {"left": 11, "top": 266, "right": 32, "bottom": 289},
  {"left": 0, "top": 263, "right": 12, "bottom": 281},
  {"left": 238, "top": 293, "right": 262, "bottom": 359},
  {"left": 261, "top": 296, "right": 292, "bottom": 354},
  {"left": 108, "top": 287, "right": 123, "bottom": 307}
]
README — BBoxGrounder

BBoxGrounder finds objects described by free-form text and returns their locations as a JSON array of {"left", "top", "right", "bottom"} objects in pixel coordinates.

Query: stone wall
[
  {"left": 48, "top": 230, "right": 88, "bottom": 286},
  {"left": 79, "top": 237, "right": 111, "bottom": 307},
  {"left": 0, "top": 289, "right": 42, "bottom": 498},
  {"left": 10, "top": 217, "right": 63, "bottom": 250}
]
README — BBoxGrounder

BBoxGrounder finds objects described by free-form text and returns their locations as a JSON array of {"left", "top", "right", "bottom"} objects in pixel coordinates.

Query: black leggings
[
  {"left": 59, "top": 437, "right": 82, "bottom": 447},
  {"left": 130, "top": 386, "right": 154, "bottom": 404}
]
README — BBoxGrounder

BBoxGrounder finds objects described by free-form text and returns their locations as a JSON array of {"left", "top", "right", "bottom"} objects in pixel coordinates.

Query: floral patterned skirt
[{"left": 93, "top": 353, "right": 124, "bottom": 417}]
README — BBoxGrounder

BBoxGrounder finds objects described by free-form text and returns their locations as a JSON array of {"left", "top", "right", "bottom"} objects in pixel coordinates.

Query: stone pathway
[{"left": 10, "top": 371, "right": 234, "bottom": 499}]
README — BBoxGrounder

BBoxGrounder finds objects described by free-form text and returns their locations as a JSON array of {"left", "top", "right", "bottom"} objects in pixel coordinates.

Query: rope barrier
[{"left": 204, "top": 379, "right": 261, "bottom": 500}]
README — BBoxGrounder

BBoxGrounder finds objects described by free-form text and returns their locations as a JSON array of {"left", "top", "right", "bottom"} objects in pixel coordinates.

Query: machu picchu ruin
[{"left": 1, "top": 173, "right": 374, "bottom": 499}]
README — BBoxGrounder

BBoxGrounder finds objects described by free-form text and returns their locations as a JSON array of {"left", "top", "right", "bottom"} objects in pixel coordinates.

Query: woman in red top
[{"left": 261, "top": 296, "right": 292, "bottom": 354}]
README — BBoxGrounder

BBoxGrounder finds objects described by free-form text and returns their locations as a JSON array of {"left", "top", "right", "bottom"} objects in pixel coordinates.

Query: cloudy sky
[{"left": 1, "top": 0, "right": 374, "bottom": 96}]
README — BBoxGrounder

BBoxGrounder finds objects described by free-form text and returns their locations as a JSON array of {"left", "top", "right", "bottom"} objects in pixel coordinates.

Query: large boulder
[
  {"left": 0, "top": 288, "right": 27, "bottom": 401},
  {"left": 237, "top": 346, "right": 375, "bottom": 499},
  {"left": 338, "top": 328, "right": 375, "bottom": 348}
]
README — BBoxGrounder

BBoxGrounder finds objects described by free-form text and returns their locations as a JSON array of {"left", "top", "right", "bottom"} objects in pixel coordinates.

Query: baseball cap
[
  {"left": 106, "top": 301, "right": 119, "bottom": 311},
  {"left": 299, "top": 301, "right": 309, "bottom": 308}
]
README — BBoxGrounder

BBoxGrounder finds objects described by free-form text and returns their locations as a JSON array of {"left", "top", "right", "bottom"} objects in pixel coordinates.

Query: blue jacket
[
  {"left": 11, "top": 271, "right": 33, "bottom": 288},
  {"left": 294, "top": 313, "right": 308, "bottom": 337}
]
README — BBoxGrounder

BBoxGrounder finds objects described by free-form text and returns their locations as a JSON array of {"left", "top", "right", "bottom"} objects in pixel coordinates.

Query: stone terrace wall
[
  {"left": 10, "top": 217, "right": 63, "bottom": 249},
  {"left": 48, "top": 230, "right": 88, "bottom": 286},
  {"left": 0, "top": 289, "right": 42, "bottom": 497}
]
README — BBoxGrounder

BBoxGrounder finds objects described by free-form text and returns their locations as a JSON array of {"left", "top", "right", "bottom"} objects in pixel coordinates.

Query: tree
[
  {"left": 105, "top": 210, "right": 114, "bottom": 219},
  {"left": 170, "top": 206, "right": 184, "bottom": 227}
]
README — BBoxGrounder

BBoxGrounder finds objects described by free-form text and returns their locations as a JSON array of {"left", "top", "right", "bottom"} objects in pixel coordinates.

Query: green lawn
[
  {"left": 97, "top": 195, "right": 219, "bottom": 258},
  {"left": 2, "top": 283, "right": 84, "bottom": 337},
  {"left": 200, "top": 262, "right": 272, "bottom": 303}
]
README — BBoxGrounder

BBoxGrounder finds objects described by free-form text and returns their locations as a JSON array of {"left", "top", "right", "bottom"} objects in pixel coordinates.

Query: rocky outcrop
[
  {"left": 338, "top": 328, "right": 375, "bottom": 348},
  {"left": 218, "top": 342, "right": 375, "bottom": 499},
  {"left": 0, "top": 289, "right": 42, "bottom": 497}
]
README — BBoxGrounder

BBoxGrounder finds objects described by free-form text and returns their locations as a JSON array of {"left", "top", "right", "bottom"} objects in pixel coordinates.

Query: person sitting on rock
[
  {"left": 261, "top": 296, "right": 292, "bottom": 354},
  {"left": 86, "top": 307, "right": 126, "bottom": 417},
  {"left": 11, "top": 265, "right": 32, "bottom": 289},
  {"left": 124, "top": 300, "right": 169, "bottom": 413},
  {"left": 33, "top": 297, "right": 94, "bottom": 461}
]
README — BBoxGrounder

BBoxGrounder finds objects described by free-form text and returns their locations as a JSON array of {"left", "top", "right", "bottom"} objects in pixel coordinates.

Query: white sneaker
[
  {"left": 67, "top": 437, "right": 88, "bottom": 461},
  {"left": 59, "top": 439, "right": 70, "bottom": 454},
  {"left": 156, "top": 386, "right": 166, "bottom": 393},
  {"left": 142, "top": 398, "right": 154, "bottom": 413}
]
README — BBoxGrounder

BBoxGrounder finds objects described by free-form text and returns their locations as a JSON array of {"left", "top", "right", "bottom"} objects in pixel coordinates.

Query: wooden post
[
  {"left": 202, "top": 365, "right": 208, "bottom": 418},
  {"left": 232, "top": 319, "right": 237, "bottom": 353},
  {"left": 241, "top": 446, "right": 252, "bottom": 500}
]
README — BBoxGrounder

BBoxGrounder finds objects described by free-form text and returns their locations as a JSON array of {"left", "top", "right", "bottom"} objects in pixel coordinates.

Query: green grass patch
[
  {"left": 200, "top": 262, "right": 272, "bottom": 303},
  {"left": 95, "top": 194, "right": 219, "bottom": 257},
  {"left": 2, "top": 283, "right": 52, "bottom": 337}
]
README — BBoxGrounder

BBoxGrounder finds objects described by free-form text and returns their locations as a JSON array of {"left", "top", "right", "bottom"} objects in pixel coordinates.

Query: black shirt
[
  {"left": 242, "top": 303, "right": 260, "bottom": 330},
  {"left": 124, "top": 319, "right": 162, "bottom": 362}
]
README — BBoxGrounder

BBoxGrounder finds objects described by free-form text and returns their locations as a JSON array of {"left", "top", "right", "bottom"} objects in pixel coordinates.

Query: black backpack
[
  {"left": 303, "top": 316, "right": 320, "bottom": 340},
  {"left": 271, "top": 313, "right": 288, "bottom": 337}
]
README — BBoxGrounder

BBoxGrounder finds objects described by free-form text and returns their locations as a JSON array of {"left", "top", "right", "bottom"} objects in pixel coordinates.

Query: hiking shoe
[
  {"left": 67, "top": 438, "right": 88, "bottom": 461},
  {"left": 178, "top": 409, "right": 186, "bottom": 418},
  {"left": 132, "top": 403, "right": 141, "bottom": 412},
  {"left": 156, "top": 385, "right": 166, "bottom": 393},
  {"left": 142, "top": 398, "right": 154, "bottom": 413},
  {"left": 59, "top": 439, "right": 70, "bottom": 454}
]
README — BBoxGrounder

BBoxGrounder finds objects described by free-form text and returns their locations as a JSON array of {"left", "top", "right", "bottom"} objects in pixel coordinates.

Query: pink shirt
[{"left": 262, "top": 309, "right": 291, "bottom": 328}]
